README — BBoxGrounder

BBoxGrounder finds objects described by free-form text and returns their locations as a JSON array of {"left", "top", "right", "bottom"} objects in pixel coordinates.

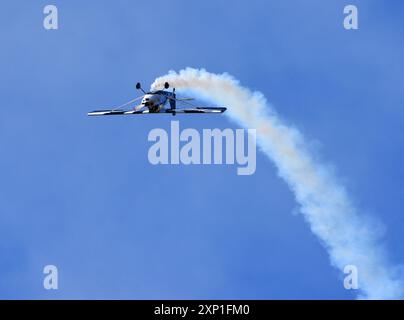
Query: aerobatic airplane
[{"left": 88, "top": 82, "right": 227, "bottom": 116}]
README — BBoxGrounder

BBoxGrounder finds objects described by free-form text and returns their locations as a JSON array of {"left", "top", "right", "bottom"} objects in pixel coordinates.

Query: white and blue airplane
[{"left": 88, "top": 82, "right": 226, "bottom": 116}]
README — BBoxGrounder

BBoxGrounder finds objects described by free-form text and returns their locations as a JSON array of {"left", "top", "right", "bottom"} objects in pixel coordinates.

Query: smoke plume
[{"left": 151, "top": 68, "right": 403, "bottom": 299}]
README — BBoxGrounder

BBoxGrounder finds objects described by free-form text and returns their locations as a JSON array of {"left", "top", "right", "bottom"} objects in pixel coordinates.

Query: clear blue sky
[{"left": 0, "top": 0, "right": 403, "bottom": 299}]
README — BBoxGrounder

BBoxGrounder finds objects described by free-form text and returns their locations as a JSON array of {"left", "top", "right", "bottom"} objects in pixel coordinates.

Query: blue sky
[{"left": 0, "top": 0, "right": 403, "bottom": 299}]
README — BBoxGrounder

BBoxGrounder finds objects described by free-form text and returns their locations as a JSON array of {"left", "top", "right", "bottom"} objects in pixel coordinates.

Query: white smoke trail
[{"left": 152, "top": 68, "right": 403, "bottom": 299}]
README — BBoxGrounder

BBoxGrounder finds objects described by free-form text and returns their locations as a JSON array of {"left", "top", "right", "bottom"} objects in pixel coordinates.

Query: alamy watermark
[
  {"left": 343, "top": 5, "right": 359, "bottom": 30},
  {"left": 148, "top": 121, "right": 257, "bottom": 175},
  {"left": 43, "top": 265, "right": 58, "bottom": 290},
  {"left": 43, "top": 5, "right": 58, "bottom": 30},
  {"left": 343, "top": 264, "right": 359, "bottom": 290}
]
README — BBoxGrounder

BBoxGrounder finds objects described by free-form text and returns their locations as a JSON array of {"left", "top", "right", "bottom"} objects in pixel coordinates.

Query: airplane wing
[
  {"left": 88, "top": 107, "right": 227, "bottom": 116},
  {"left": 167, "top": 107, "right": 227, "bottom": 114},
  {"left": 168, "top": 96, "right": 226, "bottom": 113},
  {"left": 87, "top": 96, "right": 145, "bottom": 116},
  {"left": 87, "top": 109, "right": 150, "bottom": 116},
  {"left": 175, "top": 98, "right": 195, "bottom": 101}
]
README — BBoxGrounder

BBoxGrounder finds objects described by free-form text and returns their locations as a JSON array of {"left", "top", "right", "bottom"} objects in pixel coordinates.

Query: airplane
[{"left": 88, "top": 82, "right": 227, "bottom": 116}]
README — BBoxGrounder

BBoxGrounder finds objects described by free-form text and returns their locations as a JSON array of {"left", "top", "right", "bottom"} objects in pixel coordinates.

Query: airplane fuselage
[{"left": 140, "top": 90, "right": 175, "bottom": 113}]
